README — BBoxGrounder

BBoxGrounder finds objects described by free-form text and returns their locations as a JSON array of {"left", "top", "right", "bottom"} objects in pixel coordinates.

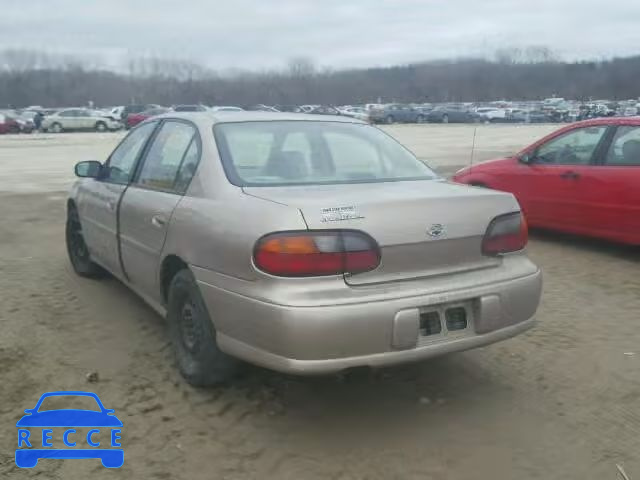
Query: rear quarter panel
[{"left": 164, "top": 190, "right": 307, "bottom": 281}]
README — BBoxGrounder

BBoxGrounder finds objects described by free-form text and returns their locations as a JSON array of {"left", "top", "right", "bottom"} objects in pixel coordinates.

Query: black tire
[
  {"left": 385, "top": 115, "right": 395, "bottom": 124},
  {"left": 416, "top": 115, "right": 425, "bottom": 123},
  {"left": 167, "top": 269, "right": 240, "bottom": 386},
  {"left": 442, "top": 114, "right": 449, "bottom": 124},
  {"left": 95, "top": 121, "right": 107, "bottom": 132},
  {"left": 66, "top": 205, "right": 105, "bottom": 277},
  {"left": 50, "top": 122, "right": 63, "bottom": 133}
]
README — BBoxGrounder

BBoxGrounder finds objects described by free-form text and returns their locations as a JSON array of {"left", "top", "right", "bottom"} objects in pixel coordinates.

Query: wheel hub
[{"left": 180, "top": 300, "right": 199, "bottom": 351}]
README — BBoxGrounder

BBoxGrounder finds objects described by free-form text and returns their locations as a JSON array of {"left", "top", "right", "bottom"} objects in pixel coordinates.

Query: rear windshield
[{"left": 214, "top": 121, "right": 436, "bottom": 186}]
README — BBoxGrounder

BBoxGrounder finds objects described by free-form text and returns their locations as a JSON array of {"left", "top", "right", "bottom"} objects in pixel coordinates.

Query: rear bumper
[
  {"left": 217, "top": 318, "right": 536, "bottom": 374},
  {"left": 195, "top": 265, "right": 542, "bottom": 375}
]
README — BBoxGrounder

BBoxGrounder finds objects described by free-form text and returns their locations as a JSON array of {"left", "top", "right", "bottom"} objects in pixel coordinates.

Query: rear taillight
[
  {"left": 254, "top": 230, "right": 380, "bottom": 277},
  {"left": 482, "top": 212, "right": 528, "bottom": 256}
]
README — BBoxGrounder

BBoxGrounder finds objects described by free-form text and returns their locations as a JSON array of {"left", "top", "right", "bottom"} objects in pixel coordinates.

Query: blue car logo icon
[{"left": 16, "top": 391, "right": 123, "bottom": 468}]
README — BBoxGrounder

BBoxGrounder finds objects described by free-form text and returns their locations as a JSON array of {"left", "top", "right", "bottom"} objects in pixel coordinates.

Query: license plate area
[{"left": 417, "top": 302, "right": 473, "bottom": 345}]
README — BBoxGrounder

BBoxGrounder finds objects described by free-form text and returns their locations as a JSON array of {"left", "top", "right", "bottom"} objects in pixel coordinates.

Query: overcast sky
[{"left": 1, "top": 0, "right": 639, "bottom": 71}]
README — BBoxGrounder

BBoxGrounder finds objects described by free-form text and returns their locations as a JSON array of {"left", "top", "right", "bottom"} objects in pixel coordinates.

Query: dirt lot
[{"left": 1, "top": 124, "right": 639, "bottom": 479}]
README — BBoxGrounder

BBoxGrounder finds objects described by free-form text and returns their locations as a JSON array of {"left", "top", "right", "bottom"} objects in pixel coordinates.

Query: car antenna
[{"left": 469, "top": 126, "right": 478, "bottom": 167}]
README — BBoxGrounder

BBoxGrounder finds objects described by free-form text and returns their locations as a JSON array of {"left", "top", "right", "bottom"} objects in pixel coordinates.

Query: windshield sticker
[{"left": 321, "top": 206, "right": 364, "bottom": 222}]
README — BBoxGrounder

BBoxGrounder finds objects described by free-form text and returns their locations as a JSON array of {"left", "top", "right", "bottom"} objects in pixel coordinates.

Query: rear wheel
[
  {"left": 442, "top": 114, "right": 449, "bottom": 124},
  {"left": 167, "top": 269, "right": 240, "bottom": 386},
  {"left": 50, "top": 122, "right": 63, "bottom": 133},
  {"left": 416, "top": 115, "right": 425, "bottom": 123},
  {"left": 95, "top": 121, "right": 107, "bottom": 132},
  {"left": 66, "top": 205, "right": 104, "bottom": 277},
  {"left": 385, "top": 115, "right": 395, "bottom": 124}
]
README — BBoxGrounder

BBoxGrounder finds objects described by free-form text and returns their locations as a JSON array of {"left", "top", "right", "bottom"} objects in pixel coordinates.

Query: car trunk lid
[{"left": 243, "top": 180, "right": 520, "bottom": 285}]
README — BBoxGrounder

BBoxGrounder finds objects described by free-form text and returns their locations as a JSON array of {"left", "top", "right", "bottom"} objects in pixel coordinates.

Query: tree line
[{"left": 1, "top": 48, "right": 639, "bottom": 108}]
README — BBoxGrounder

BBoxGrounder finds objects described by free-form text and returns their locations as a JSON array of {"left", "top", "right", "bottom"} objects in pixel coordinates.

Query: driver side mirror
[
  {"left": 518, "top": 153, "right": 533, "bottom": 164},
  {"left": 74, "top": 160, "right": 102, "bottom": 178}
]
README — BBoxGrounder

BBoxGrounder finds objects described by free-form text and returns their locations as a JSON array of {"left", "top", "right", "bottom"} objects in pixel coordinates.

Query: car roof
[{"left": 151, "top": 111, "right": 367, "bottom": 125}]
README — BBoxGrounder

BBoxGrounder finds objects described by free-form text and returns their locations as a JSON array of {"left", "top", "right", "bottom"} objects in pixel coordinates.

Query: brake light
[
  {"left": 482, "top": 212, "right": 528, "bottom": 255},
  {"left": 254, "top": 230, "right": 380, "bottom": 277}
]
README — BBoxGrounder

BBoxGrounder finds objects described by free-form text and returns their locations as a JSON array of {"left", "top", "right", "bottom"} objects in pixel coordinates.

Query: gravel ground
[{"left": 0, "top": 124, "right": 638, "bottom": 479}]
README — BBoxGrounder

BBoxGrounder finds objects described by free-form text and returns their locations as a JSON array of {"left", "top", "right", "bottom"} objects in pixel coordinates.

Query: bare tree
[{"left": 0, "top": 47, "right": 638, "bottom": 109}]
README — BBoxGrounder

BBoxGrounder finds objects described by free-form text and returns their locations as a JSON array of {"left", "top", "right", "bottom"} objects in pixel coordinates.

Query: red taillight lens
[
  {"left": 254, "top": 231, "right": 380, "bottom": 277},
  {"left": 482, "top": 212, "right": 528, "bottom": 256}
]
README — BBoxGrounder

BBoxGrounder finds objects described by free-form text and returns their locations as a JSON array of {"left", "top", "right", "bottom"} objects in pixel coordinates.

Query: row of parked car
[
  {"left": 0, "top": 104, "right": 244, "bottom": 134},
  {"left": 4, "top": 97, "right": 640, "bottom": 134},
  {"left": 247, "top": 101, "right": 633, "bottom": 125}
]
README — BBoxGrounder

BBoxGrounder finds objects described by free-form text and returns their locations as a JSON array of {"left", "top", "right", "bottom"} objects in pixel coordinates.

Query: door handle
[
  {"left": 560, "top": 171, "right": 580, "bottom": 180},
  {"left": 151, "top": 214, "right": 167, "bottom": 228}
]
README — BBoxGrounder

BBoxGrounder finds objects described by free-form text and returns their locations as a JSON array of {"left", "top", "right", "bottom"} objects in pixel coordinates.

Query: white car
[
  {"left": 42, "top": 109, "right": 122, "bottom": 133},
  {"left": 109, "top": 106, "right": 125, "bottom": 118},
  {"left": 365, "top": 103, "right": 384, "bottom": 111},
  {"left": 475, "top": 108, "right": 507, "bottom": 122},
  {"left": 339, "top": 106, "right": 371, "bottom": 122},
  {"left": 299, "top": 105, "right": 319, "bottom": 113}
]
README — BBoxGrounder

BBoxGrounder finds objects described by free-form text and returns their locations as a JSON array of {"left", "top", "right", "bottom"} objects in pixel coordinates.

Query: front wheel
[
  {"left": 385, "top": 115, "right": 395, "bottom": 124},
  {"left": 167, "top": 269, "right": 241, "bottom": 386},
  {"left": 416, "top": 115, "right": 425, "bottom": 123},
  {"left": 66, "top": 205, "right": 104, "bottom": 277},
  {"left": 442, "top": 114, "right": 449, "bottom": 124},
  {"left": 95, "top": 121, "right": 107, "bottom": 132},
  {"left": 50, "top": 122, "right": 63, "bottom": 133}
]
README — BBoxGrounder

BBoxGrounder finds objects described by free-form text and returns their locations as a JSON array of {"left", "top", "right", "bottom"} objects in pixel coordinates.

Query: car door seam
[{"left": 116, "top": 121, "right": 163, "bottom": 280}]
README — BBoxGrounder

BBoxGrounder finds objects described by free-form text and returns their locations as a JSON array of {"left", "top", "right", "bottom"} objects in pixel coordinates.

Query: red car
[
  {"left": 0, "top": 114, "right": 22, "bottom": 134},
  {"left": 126, "top": 107, "right": 169, "bottom": 129},
  {"left": 453, "top": 118, "right": 640, "bottom": 245}
]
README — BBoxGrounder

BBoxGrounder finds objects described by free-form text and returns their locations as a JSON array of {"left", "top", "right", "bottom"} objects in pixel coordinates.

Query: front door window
[{"left": 534, "top": 126, "right": 608, "bottom": 165}]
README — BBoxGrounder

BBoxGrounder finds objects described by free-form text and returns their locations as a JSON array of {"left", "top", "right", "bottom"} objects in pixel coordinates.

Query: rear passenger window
[
  {"left": 174, "top": 139, "right": 200, "bottom": 193},
  {"left": 136, "top": 121, "right": 196, "bottom": 192},
  {"left": 605, "top": 126, "right": 640, "bottom": 166}
]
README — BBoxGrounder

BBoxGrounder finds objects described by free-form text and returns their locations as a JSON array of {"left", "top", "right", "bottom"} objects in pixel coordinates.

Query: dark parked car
[
  {"left": 370, "top": 104, "right": 429, "bottom": 124},
  {"left": 524, "top": 110, "right": 554, "bottom": 123},
  {"left": 427, "top": 106, "right": 480, "bottom": 123},
  {"left": 173, "top": 105, "right": 208, "bottom": 112},
  {"left": 274, "top": 105, "right": 303, "bottom": 113}
]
